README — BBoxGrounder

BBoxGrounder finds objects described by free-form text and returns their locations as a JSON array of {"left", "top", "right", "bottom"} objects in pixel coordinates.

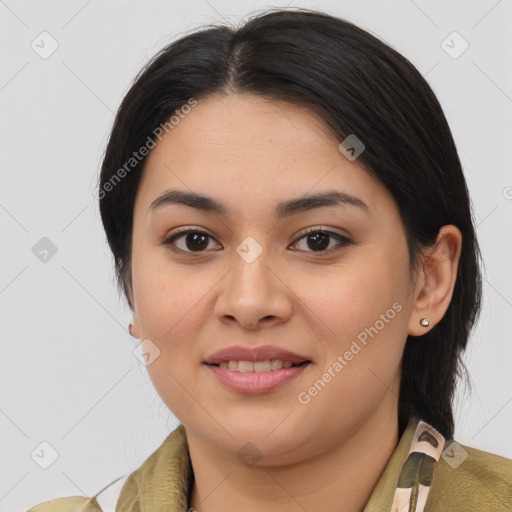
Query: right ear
[
  {"left": 129, "top": 316, "right": 140, "bottom": 339},
  {"left": 124, "top": 271, "right": 139, "bottom": 338}
]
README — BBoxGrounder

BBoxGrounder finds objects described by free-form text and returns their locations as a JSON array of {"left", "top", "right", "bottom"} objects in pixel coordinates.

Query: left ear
[{"left": 407, "top": 225, "right": 462, "bottom": 336}]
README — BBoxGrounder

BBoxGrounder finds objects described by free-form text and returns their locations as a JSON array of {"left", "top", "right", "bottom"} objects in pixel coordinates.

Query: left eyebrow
[
  {"left": 148, "top": 189, "right": 370, "bottom": 218},
  {"left": 275, "top": 191, "right": 370, "bottom": 217}
]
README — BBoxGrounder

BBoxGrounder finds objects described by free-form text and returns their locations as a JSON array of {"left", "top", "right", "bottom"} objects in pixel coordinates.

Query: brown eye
[
  {"left": 290, "top": 229, "right": 353, "bottom": 254},
  {"left": 162, "top": 229, "right": 220, "bottom": 253}
]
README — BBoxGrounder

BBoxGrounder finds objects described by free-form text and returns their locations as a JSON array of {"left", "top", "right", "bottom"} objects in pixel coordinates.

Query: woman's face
[{"left": 129, "top": 93, "right": 421, "bottom": 464}]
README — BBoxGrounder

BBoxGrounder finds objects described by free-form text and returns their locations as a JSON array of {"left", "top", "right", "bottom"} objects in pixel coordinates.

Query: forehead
[
  {"left": 146, "top": 93, "right": 340, "bottom": 166},
  {"left": 135, "top": 93, "right": 398, "bottom": 222}
]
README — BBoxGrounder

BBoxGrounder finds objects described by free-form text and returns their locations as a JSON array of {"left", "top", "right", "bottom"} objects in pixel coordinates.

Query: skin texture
[{"left": 129, "top": 93, "right": 462, "bottom": 512}]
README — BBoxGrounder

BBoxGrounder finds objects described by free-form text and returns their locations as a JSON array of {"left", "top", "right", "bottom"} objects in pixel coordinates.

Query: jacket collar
[
  {"left": 120, "top": 416, "right": 423, "bottom": 511},
  {"left": 364, "top": 415, "right": 420, "bottom": 510}
]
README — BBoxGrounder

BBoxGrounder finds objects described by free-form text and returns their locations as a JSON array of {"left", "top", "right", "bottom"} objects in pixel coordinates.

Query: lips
[
  {"left": 203, "top": 345, "right": 313, "bottom": 393},
  {"left": 203, "top": 345, "right": 312, "bottom": 365}
]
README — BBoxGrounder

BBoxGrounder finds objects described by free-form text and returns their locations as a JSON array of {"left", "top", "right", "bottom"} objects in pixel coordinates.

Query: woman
[{"left": 29, "top": 8, "right": 512, "bottom": 512}]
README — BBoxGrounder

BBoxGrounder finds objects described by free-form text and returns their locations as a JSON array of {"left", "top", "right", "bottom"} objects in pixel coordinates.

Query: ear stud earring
[{"left": 420, "top": 318, "right": 430, "bottom": 327}]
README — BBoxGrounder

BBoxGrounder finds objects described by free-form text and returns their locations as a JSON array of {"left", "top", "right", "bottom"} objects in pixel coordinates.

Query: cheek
[
  {"left": 131, "top": 241, "right": 198, "bottom": 336},
  {"left": 136, "top": 277, "right": 203, "bottom": 346},
  {"left": 298, "top": 258, "right": 400, "bottom": 330},
  {"left": 295, "top": 263, "right": 407, "bottom": 426},
  {"left": 301, "top": 252, "right": 409, "bottom": 371},
  {"left": 131, "top": 251, "right": 207, "bottom": 422}
]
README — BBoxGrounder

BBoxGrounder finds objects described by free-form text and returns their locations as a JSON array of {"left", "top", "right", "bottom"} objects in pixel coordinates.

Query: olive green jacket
[{"left": 28, "top": 416, "right": 512, "bottom": 511}]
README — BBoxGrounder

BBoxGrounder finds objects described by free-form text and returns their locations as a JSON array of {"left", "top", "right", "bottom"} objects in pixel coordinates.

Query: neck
[{"left": 186, "top": 397, "right": 400, "bottom": 512}]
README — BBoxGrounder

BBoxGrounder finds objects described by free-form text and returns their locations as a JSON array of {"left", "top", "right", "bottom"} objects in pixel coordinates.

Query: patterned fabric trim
[{"left": 391, "top": 419, "right": 446, "bottom": 512}]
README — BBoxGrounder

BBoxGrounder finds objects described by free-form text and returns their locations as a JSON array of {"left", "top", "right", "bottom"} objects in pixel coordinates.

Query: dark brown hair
[{"left": 98, "top": 8, "right": 483, "bottom": 439}]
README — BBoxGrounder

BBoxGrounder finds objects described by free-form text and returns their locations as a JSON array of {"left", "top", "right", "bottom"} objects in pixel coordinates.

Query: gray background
[{"left": 1, "top": 0, "right": 511, "bottom": 510}]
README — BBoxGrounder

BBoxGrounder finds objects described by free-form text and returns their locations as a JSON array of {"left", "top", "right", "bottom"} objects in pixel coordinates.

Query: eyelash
[{"left": 161, "top": 226, "right": 353, "bottom": 256}]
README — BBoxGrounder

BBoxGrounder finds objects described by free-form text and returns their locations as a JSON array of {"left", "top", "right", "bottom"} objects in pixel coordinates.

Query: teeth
[
  {"left": 254, "top": 360, "right": 270, "bottom": 372},
  {"left": 217, "top": 359, "right": 300, "bottom": 372},
  {"left": 270, "top": 359, "right": 283, "bottom": 370},
  {"left": 239, "top": 360, "right": 254, "bottom": 373}
]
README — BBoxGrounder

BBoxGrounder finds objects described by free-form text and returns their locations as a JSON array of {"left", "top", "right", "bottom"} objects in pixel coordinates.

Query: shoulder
[
  {"left": 27, "top": 426, "right": 188, "bottom": 512},
  {"left": 27, "top": 474, "right": 130, "bottom": 512},
  {"left": 428, "top": 440, "right": 512, "bottom": 511},
  {"left": 27, "top": 495, "right": 103, "bottom": 512}
]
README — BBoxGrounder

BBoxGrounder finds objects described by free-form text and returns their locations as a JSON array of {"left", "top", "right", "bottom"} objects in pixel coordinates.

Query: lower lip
[{"left": 204, "top": 363, "right": 311, "bottom": 393}]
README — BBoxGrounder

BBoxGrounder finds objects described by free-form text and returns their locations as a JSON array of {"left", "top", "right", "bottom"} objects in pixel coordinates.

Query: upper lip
[{"left": 203, "top": 345, "right": 312, "bottom": 364}]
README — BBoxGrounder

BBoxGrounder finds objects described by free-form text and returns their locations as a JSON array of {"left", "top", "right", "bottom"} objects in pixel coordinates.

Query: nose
[{"left": 214, "top": 248, "right": 293, "bottom": 331}]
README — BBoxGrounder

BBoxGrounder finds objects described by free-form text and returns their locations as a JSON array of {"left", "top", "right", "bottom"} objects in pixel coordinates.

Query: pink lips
[
  {"left": 203, "top": 344, "right": 312, "bottom": 394},
  {"left": 203, "top": 345, "right": 311, "bottom": 365}
]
